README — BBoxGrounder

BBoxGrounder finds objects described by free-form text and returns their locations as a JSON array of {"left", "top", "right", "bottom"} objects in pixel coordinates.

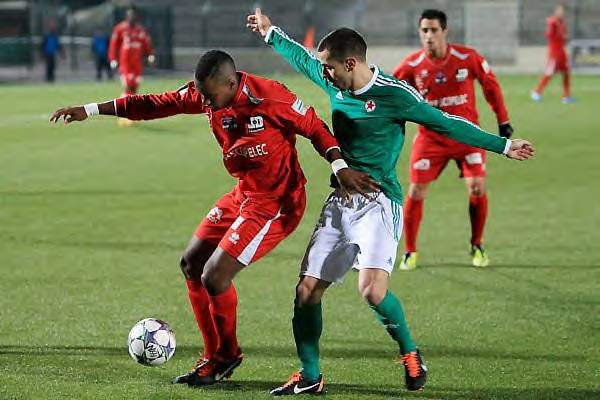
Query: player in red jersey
[
  {"left": 393, "top": 9, "right": 513, "bottom": 269},
  {"left": 50, "top": 50, "right": 377, "bottom": 387},
  {"left": 109, "top": 5, "right": 155, "bottom": 125},
  {"left": 531, "top": 4, "right": 574, "bottom": 103}
]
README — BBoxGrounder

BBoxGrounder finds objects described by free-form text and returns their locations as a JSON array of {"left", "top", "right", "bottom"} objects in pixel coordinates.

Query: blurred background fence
[{"left": 1, "top": 0, "right": 599, "bottom": 81}]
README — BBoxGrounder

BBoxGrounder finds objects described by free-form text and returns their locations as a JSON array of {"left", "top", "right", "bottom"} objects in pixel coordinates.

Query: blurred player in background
[
  {"left": 109, "top": 6, "right": 155, "bottom": 125},
  {"left": 393, "top": 9, "right": 514, "bottom": 269},
  {"left": 92, "top": 28, "right": 112, "bottom": 81},
  {"left": 249, "top": 8, "right": 533, "bottom": 395},
  {"left": 531, "top": 4, "right": 574, "bottom": 103},
  {"left": 40, "top": 20, "right": 63, "bottom": 83},
  {"left": 50, "top": 49, "right": 375, "bottom": 388}
]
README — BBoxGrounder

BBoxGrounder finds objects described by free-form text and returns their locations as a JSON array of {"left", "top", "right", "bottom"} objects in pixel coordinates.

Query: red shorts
[
  {"left": 120, "top": 72, "right": 142, "bottom": 88},
  {"left": 544, "top": 52, "right": 569, "bottom": 75},
  {"left": 409, "top": 133, "right": 486, "bottom": 184},
  {"left": 194, "top": 186, "right": 306, "bottom": 266}
]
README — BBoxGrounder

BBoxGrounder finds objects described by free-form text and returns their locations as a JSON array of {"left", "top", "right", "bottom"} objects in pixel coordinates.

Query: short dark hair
[
  {"left": 420, "top": 9, "right": 447, "bottom": 30},
  {"left": 317, "top": 28, "right": 367, "bottom": 62},
  {"left": 194, "top": 50, "right": 236, "bottom": 83}
]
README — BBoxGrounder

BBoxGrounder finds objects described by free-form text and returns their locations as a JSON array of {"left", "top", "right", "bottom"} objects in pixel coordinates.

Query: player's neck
[
  {"left": 427, "top": 43, "right": 448, "bottom": 60},
  {"left": 350, "top": 63, "right": 375, "bottom": 92}
]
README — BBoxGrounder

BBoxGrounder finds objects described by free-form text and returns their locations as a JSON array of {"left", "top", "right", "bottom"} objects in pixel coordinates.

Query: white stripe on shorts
[{"left": 237, "top": 210, "right": 281, "bottom": 265}]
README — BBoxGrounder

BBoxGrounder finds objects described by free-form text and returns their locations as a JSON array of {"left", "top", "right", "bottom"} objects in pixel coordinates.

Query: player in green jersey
[{"left": 248, "top": 9, "right": 534, "bottom": 395}]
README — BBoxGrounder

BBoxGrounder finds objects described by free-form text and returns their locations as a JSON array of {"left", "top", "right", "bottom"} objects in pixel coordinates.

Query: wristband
[
  {"left": 84, "top": 103, "right": 99, "bottom": 117},
  {"left": 502, "top": 139, "right": 512, "bottom": 155},
  {"left": 331, "top": 159, "right": 349, "bottom": 175}
]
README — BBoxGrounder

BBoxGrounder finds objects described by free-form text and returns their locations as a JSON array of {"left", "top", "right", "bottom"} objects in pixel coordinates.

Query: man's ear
[{"left": 345, "top": 57, "right": 357, "bottom": 72}]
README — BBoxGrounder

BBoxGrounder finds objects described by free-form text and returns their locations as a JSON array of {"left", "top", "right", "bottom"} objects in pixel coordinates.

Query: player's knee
[
  {"left": 359, "top": 281, "right": 386, "bottom": 305},
  {"left": 408, "top": 184, "right": 428, "bottom": 200},
  {"left": 180, "top": 253, "right": 203, "bottom": 281},
  {"left": 468, "top": 182, "right": 486, "bottom": 197},
  {"left": 295, "top": 280, "right": 323, "bottom": 306}
]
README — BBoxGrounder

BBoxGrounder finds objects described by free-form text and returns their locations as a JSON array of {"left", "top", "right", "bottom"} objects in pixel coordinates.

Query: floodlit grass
[{"left": 0, "top": 75, "right": 598, "bottom": 399}]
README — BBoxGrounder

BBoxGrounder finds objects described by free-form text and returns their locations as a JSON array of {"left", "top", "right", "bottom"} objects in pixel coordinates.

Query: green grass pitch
[{"left": 0, "top": 74, "right": 598, "bottom": 400}]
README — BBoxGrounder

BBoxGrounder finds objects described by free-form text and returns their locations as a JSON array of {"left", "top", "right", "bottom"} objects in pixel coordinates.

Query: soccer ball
[{"left": 127, "top": 318, "right": 176, "bottom": 366}]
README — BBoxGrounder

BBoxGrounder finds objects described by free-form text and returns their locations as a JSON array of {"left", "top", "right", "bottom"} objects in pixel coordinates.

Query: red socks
[
  {"left": 209, "top": 283, "right": 239, "bottom": 359},
  {"left": 469, "top": 194, "right": 488, "bottom": 246},
  {"left": 534, "top": 75, "right": 552, "bottom": 94},
  {"left": 186, "top": 280, "right": 218, "bottom": 360},
  {"left": 403, "top": 197, "right": 424, "bottom": 253},
  {"left": 562, "top": 72, "right": 570, "bottom": 98}
]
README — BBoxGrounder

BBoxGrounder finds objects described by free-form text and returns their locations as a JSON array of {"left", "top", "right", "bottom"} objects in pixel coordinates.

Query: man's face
[
  {"left": 555, "top": 5, "right": 565, "bottom": 19},
  {"left": 196, "top": 75, "right": 237, "bottom": 111},
  {"left": 126, "top": 10, "right": 137, "bottom": 25},
  {"left": 317, "top": 49, "right": 354, "bottom": 91},
  {"left": 418, "top": 18, "right": 447, "bottom": 55}
]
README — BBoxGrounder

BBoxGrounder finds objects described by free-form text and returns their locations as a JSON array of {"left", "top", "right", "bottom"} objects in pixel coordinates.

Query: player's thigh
[
  {"left": 180, "top": 236, "right": 218, "bottom": 280},
  {"left": 300, "top": 191, "right": 357, "bottom": 284},
  {"left": 358, "top": 268, "right": 389, "bottom": 305},
  {"left": 544, "top": 57, "right": 558, "bottom": 76},
  {"left": 184, "top": 191, "right": 240, "bottom": 279},
  {"left": 218, "top": 191, "right": 306, "bottom": 267},
  {"left": 202, "top": 246, "right": 246, "bottom": 294},
  {"left": 456, "top": 147, "right": 487, "bottom": 181},
  {"left": 349, "top": 193, "right": 402, "bottom": 275},
  {"left": 409, "top": 136, "right": 449, "bottom": 184}
]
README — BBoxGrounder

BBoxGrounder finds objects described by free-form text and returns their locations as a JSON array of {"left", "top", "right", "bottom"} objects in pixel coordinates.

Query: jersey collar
[
  {"left": 230, "top": 71, "right": 249, "bottom": 107},
  {"left": 352, "top": 65, "right": 379, "bottom": 96}
]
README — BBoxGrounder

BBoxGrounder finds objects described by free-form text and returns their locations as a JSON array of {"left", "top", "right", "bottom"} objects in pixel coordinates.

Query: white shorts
[{"left": 300, "top": 189, "right": 403, "bottom": 283}]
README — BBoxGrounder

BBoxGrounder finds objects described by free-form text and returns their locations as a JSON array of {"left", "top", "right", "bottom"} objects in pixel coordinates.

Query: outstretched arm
[
  {"left": 247, "top": 8, "right": 329, "bottom": 91},
  {"left": 50, "top": 82, "right": 205, "bottom": 124},
  {"left": 50, "top": 101, "right": 115, "bottom": 124}
]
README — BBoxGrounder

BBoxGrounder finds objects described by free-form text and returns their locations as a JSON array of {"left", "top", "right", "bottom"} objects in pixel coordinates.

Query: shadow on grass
[
  {"left": 1, "top": 236, "right": 183, "bottom": 252},
  {"left": 421, "top": 263, "right": 598, "bottom": 270},
  {"left": 0, "top": 189, "right": 199, "bottom": 197},
  {"left": 177, "top": 381, "right": 598, "bottom": 400},
  {"left": 0, "top": 343, "right": 574, "bottom": 363},
  {"left": 196, "top": 379, "right": 400, "bottom": 397}
]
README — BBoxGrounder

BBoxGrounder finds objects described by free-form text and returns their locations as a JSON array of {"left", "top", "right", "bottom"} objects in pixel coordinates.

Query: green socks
[
  {"left": 292, "top": 303, "right": 322, "bottom": 382},
  {"left": 370, "top": 290, "right": 417, "bottom": 354}
]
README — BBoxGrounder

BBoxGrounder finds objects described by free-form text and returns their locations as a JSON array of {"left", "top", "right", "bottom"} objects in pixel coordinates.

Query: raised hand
[
  {"left": 246, "top": 8, "right": 272, "bottom": 37},
  {"left": 506, "top": 139, "right": 535, "bottom": 160}
]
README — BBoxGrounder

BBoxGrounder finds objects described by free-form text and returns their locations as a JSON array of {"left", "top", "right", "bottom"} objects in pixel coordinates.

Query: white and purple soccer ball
[{"left": 127, "top": 318, "right": 176, "bottom": 366}]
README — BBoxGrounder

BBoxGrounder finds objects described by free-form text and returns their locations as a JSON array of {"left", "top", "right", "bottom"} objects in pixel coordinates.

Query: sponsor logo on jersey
[
  {"left": 247, "top": 116, "right": 265, "bottom": 133},
  {"left": 207, "top": 207, "right": 223, "bottom": 223},
  {"left": 223, "top": 143, "right": 269, "bottom": 160},
  {"left": 291, "top": 98, "right": 308, "bottom": 115},
  {"left": 221, "top": 115, "right": 237, "bottom": 130},
  {"left": 413, "top": 158, "right": 431, "bottom": 170},
  {"left": 455, "top": 68, "right": 469, "bottom": 82},
  {"left": 365, "top": 99, "right": 376, "bottom": 112},
  {"left": 435, "top": 71, "right": 447, "bottom": 84},
  {"left": 420, "top": 69, "right": 429, "bottom": 77},
  {"left": 427, "top": 94, "right": 468, "bottom": 107},
  {"left": 228, "top": 232, "right": 240, "bottom": 245},
  {"left": 465, "top": 152, "right": 483, "bottom": 165}
]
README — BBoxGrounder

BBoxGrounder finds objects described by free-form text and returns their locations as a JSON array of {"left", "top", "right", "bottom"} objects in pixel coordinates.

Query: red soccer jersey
[
  {"left": 115, "top": 72, "right": 338, "bottom": 201},
  {"left": 546, "top": 16, "right": 567, "bottom": 56},
  {"left": 109, "top": 21, "right": 153, "bottom": 72},
  {"left": 393, "top": 44, "right": 509, "bottom": 146}
]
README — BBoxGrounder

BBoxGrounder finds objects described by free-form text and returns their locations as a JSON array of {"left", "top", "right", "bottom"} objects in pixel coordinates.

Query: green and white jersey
[{"left": 265, "top": 26, "right": 510, "bottom": 203}]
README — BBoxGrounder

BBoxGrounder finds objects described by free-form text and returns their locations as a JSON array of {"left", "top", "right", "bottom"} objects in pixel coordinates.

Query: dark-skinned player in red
[{"left": 50, "top": 50, "right": 378, "bottom": 387}]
